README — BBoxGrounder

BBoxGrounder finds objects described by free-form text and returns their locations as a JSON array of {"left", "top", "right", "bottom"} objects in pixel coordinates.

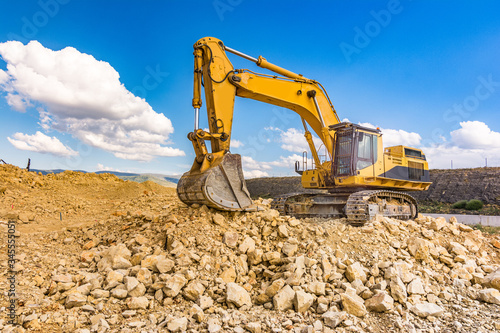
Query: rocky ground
[{"left": 1, "top": 164, "right": 500, "bottom": 332}]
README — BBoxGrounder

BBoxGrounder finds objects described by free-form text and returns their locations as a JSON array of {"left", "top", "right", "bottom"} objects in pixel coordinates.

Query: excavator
[{"left": 177, "top": 37, "right": 431, "bottom": 226}]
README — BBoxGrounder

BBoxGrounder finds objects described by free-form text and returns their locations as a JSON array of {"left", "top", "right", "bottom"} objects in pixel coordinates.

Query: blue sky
[{"left": 1, "top": 0, "right": 499, "bottom": 177}]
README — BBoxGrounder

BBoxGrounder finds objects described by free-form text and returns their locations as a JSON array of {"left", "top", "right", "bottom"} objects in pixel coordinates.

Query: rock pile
[{"left": 1, "top": 165, "right": 499, "bottom": 332}]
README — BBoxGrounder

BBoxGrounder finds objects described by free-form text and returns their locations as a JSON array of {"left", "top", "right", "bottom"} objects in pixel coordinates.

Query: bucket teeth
[{"left": 177, "top": 154, "right": 253, "bottom": 211}]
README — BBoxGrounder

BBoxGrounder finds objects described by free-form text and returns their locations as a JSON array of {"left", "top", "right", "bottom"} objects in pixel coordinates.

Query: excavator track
[
  {"left": 345, "top": 190, "right": 418, "bottom": 226},
  {"left": 270, "top": 190, "right": 417, "bottom": 226}
]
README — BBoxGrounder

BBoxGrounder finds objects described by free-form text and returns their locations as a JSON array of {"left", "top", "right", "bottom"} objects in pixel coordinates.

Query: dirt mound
[
  {"left": 1, "top": 165, "right": 500, "bottom": 332},
  {"left": 0, "top": 164, "right": 175, "bottom": 233}
]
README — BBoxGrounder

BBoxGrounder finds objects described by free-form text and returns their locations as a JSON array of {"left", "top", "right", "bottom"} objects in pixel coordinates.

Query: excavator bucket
[{"left": 176, "top": 153, "right": 254, "bottom": 211}]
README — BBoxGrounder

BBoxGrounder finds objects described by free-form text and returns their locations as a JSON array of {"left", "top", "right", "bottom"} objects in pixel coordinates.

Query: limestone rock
[
  {"left": 127, "top": 296, "right": 149, "bottom": 310},
  {"left": 346, "top": 262, "right": 367, "bottom": 283},
  {"left": 478, "top": 288, "right": 500, "bottom": 305},
  {"left": 273, "top": 285, "right": 295, "bottom": 311},
  {"left": 407, "top": 237, "right": 432, "bottom": 262},
  {"left": 265, "top": 279, "right": 285, "bottom": 297},
  {"left": 163, "top": 274, "right": 187, "bottom": 297},
  {"left": 183, "top": 281, "right": 206, "bottom": 301},
  {"left": 365, "top": 292, "right": 394, "bottom": 312},
  {"left": 156, "top": 257, "right": 175, "bottom": 274},
  {"left": 410, "top": 302, "right": 445, "bottom": 317},
  {"left": 390, "top": 276, "right": 407, "bottom": 303},
  {"left": 245, "top": 322, "right": 262, "bottom": 333},
  {"left": 167, "top": 317, "right": 188, "bottom": 332},
  {"left": 239, "top": 236, "right": 256, "bottom": 254},
  {"left": 223, "top": 231, "right": 239, "bottom": 248},
  {"left": 260, "top": 209, "right": 279, "bottom": 222},
  {"left": 220, "top": 266, "right": 237, "bottom": 283},
  {"left": 307, "top": 281, "right": 326, "bottom": 296},
  {"left": 407, "top": 278, "right": 425, "bottom": 295},
  {"left": 111, "top": 288, "right": 128, "bottom": 299},
  {"left": 430, "top": 217, "right": 447, "bottom": 231},
  {"left": 449, "top": 242, "right": 468, "bottom": 256},
  {"left": 226, "top": 282, "right": 252, "bottom": 308},
  {"left": 322, "top": 311, "right": 347, "bottom": 329},
  {"left": 293, "top": 290, "right": 314, "bottom": 313},
  {"left": 341, "top": 288, "right": 367, "bottom": 317},
  {"left": 278, "top": 224, "right": 289, "bottom": 238},
  {"left": 212, "top": 213, "right": 225, "bottom": 225},
  {"left": 65, "top": 293, "right": 87, "bottom": 308},
  {"left": 97, "top": 244, "right": 131, "bottom": 271},
  {"left": 483, "top": 268, "right": 500, "bottom": 291}
]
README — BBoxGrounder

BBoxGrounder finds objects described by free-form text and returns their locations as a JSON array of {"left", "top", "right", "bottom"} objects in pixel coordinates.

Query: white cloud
[
  {"left": 243, "top": 169, "right": 269, "bottom": 178},
  {"left": 421, "top": 121, "right": 500, "bottom": 169},
  {"left": 381, "top": 128, "right": 422, "bottom": 147},
  {"left": 358, "top": 122, "right": 421, "bottom": 147},
  {"left": 96, "top": 163, "right": 131, "bottom": 173},
  {"left": 450, "top": 121, "right": 500, "bottom": 149},
  {"left": 0, "top": 41, "right": 184, "bottom": 161},
  {"left": 7, "top": 131, "right": 78, "bottom": 157},
  {"left": 241, "top": 156, "right": 272, "bottom": 170},
  {"left": 231, "top": 140, "right": 244, "bottom": 148}
]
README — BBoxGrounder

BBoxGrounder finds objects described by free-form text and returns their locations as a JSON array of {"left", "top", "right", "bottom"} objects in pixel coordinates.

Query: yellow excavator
[{"left": 177, "top": 37, "right": 431, "bottom": 225}]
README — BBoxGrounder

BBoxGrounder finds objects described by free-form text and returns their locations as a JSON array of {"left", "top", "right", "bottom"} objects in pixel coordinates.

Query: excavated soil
[{"left": 1, "top": 164, "right": 500, "bottom": 333}]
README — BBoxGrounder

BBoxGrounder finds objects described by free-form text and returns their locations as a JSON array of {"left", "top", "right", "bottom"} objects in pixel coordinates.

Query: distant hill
[{"left": 30, "top": 169, "right": 179, "bottom": 187}]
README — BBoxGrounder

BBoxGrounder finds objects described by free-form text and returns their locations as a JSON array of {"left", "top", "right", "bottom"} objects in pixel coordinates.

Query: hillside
[{"left": 31, "top": 169, "right": 179, "bottom": 187}]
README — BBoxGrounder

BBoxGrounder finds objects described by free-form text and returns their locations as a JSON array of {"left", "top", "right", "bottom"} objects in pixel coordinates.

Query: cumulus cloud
[
  {"left": 7, "top": 131, "right": 78, "bottom": 157},
  {"left": 450, "top": 121, "right": 500, "bottom": 149},
  {"left": 358, "top": 122, "right": 421, "bottom": 147},
  {"left": 96, "top": 163, "right": 131, "bottom": 173},
  {"left": 421, "top": 121, "right": 500, "bottom": 169},
  {"left": 0, "top": 40, "right": 184, "bottom": 161},
  {"left": 243, "top": 169, "right": 269, "bottom": 178},
  {"left": 231, "top": 140, "right": 244, "bottom": 148}
]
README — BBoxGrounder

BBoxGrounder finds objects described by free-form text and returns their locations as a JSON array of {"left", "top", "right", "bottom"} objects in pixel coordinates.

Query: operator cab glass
[{"left": 330, "top": 123, "right": 381, "bottom": 177}]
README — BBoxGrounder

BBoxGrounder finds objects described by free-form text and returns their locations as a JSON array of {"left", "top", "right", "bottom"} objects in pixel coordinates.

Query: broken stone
[
  {"left": 478, "top": 288, "right": 500, "bottom": 305},
  {"left": 65, "top": 293, "right": 87, "bottom": 309},
  {"left": 226, "top": 282, "right": 252, "bottom": 308},
  {"left": 273, "top": 285, "right": 295, "bottom": 311},
  {"left": 365, "top": 291, "right": 394, "bottom": 312},
  {"left": 183, "top": 281, "right": 206, "bottom": 301},
  {"left": 322, "top": 311, "right": 347, "bottom": 329},
  {"left": 346, "top": 262, "right": 367, "bottom": 283},
  {"left": 127, "top": 296, "right": 149, "bottom": 310},
  {"left": 163, "top": 274, "right": 187, "bottom": 297},
  {"left": 167, "top": 317, "right": 188, "bottom": 332},
  {"left": 294, "top": 290, "right": 314, "bottom": 313},
  {"left": 223, "top": 231, "right": 239, "bottom": 248},
  {"left": 341, "top": 288, "right": 367, "bottom": 317},
  {"left": 410, "top": 302, "right": 445, "bottom": 317}
]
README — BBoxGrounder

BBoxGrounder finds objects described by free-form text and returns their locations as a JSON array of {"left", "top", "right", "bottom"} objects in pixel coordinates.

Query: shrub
[
  {"left": 452, "top": 200, "right": 468, "bottom": 209},
  {"left": 465, "top": 199, "right": 483, "bottom": 211}
]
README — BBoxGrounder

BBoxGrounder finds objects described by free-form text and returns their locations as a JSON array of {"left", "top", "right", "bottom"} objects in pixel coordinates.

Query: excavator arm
[{"left": 177, "top": 37, "right": 340, "bottom": 211}]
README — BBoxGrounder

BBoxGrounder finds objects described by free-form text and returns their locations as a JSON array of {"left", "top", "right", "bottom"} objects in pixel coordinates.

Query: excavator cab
[{"left": 331, "top": 122, "right": 381, "bottom": 178}]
